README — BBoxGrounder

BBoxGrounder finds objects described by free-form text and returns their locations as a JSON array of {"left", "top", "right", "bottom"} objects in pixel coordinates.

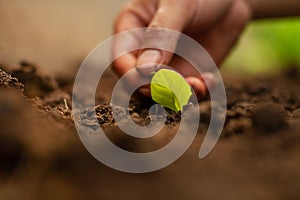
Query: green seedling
[{"left": 150, "top": 69, "right": 192, "bottom": 113}]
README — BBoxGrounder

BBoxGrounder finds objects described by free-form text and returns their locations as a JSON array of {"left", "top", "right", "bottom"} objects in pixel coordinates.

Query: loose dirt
[{"left": 0, "top": 61, "right": 299, "bottom": 200}]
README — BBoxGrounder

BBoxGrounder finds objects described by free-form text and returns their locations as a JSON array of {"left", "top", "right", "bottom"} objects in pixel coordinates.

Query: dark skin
[{"left": 112, "top": 0, "right": 300, "bottom": 98}]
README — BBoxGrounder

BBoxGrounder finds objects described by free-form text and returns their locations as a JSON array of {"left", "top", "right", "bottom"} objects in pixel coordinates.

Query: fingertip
[
  {"left": 138, "top": 85, "right": 151, "bottom": 97},
  {"left": 201, "top": 73, "right": 217, "bottom": 90},
  {"left": 186, "top": 76, "right": 207, "bottom": 100}
]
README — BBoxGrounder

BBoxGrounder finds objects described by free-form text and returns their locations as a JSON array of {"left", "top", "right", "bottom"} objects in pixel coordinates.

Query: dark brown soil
[{"left": 0, "top": 61, "right": 300, "bottom": 200}]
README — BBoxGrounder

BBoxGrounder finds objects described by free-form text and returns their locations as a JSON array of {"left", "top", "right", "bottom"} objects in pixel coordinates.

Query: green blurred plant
[{"left": 223, "top": 18, "right": 300, "bottom": 74}]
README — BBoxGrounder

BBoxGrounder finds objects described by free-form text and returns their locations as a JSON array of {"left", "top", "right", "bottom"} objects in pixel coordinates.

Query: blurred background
[
  {"left": 1, "top": 2, "right": 300, "bottom": 200},
  {"left": 223, "top": 18, "right": 300, "bottom": 74},
  {"left": 1, "top": 0, "right": 300, "bottom": 77},
  {"left": 0, "top": 0, "right": 127, "bottom": 77}
]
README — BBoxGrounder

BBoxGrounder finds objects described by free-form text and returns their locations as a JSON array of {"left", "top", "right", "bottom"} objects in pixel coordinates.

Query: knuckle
[
  {"left": 234, "top": 0, "right": 252, "bottom": 27},
  {"left": 149, "top": 15, "right": 169, "bottom": 29}
]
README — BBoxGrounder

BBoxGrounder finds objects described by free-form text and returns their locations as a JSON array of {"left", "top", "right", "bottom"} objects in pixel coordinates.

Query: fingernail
[{"left": 137, "top": 50, "right": 161, "bottom": 76}]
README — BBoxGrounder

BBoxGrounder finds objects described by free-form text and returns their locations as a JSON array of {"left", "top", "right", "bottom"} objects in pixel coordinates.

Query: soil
[{"left": 0, "top": 61, "right": 300, "bottom": 200}]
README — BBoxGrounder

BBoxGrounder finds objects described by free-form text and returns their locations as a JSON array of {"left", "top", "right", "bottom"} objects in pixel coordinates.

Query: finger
[
  {"left": 112, "top": 1, "right": 157, "bottom": 76},
  {"left": 169, "top": 56, "right": 216, "bottom": 99},
  {"left": 137, "top": 0, "right": 197, "bottom": 76},
  {"left": 112, "top": 10, "right": 143, "bottom": 76},
  {"left": 175, "top": 0, "right": 251, "bottom": 99},
  {"left": 194, "top": 0, "right": 251, "bottom": 65},
  {"left": 185, "top": 76, "right": 207, "bottom": 99},
  {"left": 112, "top": 53, "right": 136, "bottom": 79},
  {"left": 114, "top": 0, "right": 156, "bottom": 33}
]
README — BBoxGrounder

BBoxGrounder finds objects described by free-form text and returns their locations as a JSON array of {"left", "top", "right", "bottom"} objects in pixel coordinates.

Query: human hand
[{"left": 112, "top": 0, "right": 251, "bottom": 98}]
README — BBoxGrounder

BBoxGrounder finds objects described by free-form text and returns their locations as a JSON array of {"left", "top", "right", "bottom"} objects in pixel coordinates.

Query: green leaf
[{"left": 150, "top": 69, "right": 192, "bottom": 112}]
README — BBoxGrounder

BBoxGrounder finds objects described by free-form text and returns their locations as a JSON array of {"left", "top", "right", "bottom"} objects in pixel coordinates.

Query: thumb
[{"left": 136, "top": 0, "right": 195, "bottom": 76}]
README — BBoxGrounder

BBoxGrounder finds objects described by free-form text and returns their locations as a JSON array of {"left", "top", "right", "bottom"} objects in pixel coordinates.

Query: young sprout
[{"left": 150, "top": 69, "right": 192, "bottom": 113}]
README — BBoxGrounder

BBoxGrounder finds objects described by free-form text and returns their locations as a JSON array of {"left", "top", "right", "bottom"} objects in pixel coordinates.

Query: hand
[{"left": 112, "top": 0, "right": 251, "bottom": 98}]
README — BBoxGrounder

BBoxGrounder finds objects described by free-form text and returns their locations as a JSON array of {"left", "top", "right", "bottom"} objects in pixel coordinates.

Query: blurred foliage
[{"left": 223, "top": 17, "right": 300, "bottom": 74}]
